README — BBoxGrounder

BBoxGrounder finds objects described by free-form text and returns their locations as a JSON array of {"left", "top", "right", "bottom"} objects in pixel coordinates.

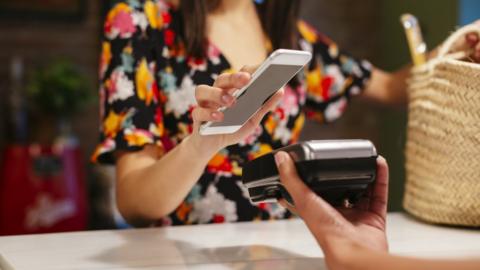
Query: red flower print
[
  {"left": 104, "top": 23, "right": 112, "bottom": 36},
  {"left": 155, "top": 107, "right": 163, "bottom": 125},
  {"left": 258, "top": 203, "right": 267, "bottom": 210},
  {"left": 275, "top": 107, "right": 286, "bottom": 120},
  {"left": 207, "top": 153, "right": 233, "bottom": 174},
  {"left": 213, "top": 214, "right": 225, "bottom": 223},
  {"left": 321, "top": 76, "right": 334, "bottom": 100},
  {"left": 160, "top": 137, "right": 175, "bottom": 152},
  {"left": 152, "top": 79, "right": 160, "bottom": 101},
  {"left": 187, "top": 57, "right": 207, "bottom": 71},
  {"left": 162, "top": 11, "right": 171, "bottom": 25},
  {"left": 164, "top": 29, "right": 175, "bottom": 46}
]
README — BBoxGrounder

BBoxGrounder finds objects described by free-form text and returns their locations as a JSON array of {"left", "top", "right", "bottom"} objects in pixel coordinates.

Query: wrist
[
  {"left": 183, "top": 134, "right": 222, "bottom": 160},
  {"left": 428, "top": 46, "right": 439, "bottom": 60},
  {"left": 324, "top": 237, "right": 388, "bottom": 270},
  {"left": 323, "top": 239, "right": 362, "bottom": 270}
]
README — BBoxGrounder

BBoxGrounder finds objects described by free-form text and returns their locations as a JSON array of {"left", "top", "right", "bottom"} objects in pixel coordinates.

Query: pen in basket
[{"left": 400, "top": 14, "right": 427, "bottom": 66}]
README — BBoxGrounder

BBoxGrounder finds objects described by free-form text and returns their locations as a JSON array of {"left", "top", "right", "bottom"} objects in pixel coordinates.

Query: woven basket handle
[{"left": 437, "top": 24, "right": 480, "bottom": 59}]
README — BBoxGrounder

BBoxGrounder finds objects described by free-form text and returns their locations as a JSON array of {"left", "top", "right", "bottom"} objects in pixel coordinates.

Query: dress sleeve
[
  {"left": 298, "top": 20, "right": 372, "bottom": 123},
  {"left": 92, "top": 1, "right": 171, "bottom": 164}
]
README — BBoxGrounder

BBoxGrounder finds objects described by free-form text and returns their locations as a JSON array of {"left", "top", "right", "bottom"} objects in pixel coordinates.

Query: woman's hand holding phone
[{"left": 189, "top": 66, "right": 284, "bottom": 156}]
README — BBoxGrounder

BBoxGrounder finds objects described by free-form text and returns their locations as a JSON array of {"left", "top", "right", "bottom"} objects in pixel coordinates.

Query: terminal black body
[{"left": 242, "top": 140, "right": 378, "bottom": 207}]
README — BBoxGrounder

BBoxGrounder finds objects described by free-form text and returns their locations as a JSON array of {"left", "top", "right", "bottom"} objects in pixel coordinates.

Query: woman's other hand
[
  {"left": 275, "top": 151, "right": 389, "bottom": 270},
  {"left": 190, "top": 66, "right": 284, "bottom": 154},
  {"left": 439, "top": 19, "right": 480, "bottom": 62},
  {"left": 465, "top": 20, "right": 480, "bottom": 62}
]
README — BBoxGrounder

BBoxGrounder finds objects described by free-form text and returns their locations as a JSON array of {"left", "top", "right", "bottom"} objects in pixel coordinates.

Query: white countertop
[{"left": 0, "top": 213, "right": 479, "bottom": 270}]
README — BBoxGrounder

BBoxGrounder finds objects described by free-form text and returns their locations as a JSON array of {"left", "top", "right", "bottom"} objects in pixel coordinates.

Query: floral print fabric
[{"left": 92, "top": 0, "right": 372, "bottom": 226}]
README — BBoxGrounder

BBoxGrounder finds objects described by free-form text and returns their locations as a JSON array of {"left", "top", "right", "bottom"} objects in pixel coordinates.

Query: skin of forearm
[
  {"left": 116, "top": 135, "right": 219, "bottom": 226},
  {"left": 364, "top": 45, "right": 444, "bottom": 107},
  {"left": 335, "top": 246, "right": 480, "bottom": 270},
  {"left": 388, "top": 66, "right": 410, "bottom": 105},
  {"left": 364, "top": 66, "right": 410, "bottom": 106}
]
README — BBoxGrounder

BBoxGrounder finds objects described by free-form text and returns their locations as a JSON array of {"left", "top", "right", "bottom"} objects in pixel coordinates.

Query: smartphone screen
[{"left": 207, "top": 64, "right": 303, "bottom": 128}]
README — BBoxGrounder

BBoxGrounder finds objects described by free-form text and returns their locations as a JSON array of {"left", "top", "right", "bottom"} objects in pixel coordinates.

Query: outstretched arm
[
  {"left": 275, "top": 152, "right": 480, "bottom": 270},
  {"left": 363, "top": 20, "right": 480, "bottom": 106}
]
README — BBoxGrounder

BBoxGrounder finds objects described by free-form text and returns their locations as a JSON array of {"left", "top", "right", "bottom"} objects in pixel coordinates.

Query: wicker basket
[{"left": 404, "top": 24, "right": 480, "bottom": 227}]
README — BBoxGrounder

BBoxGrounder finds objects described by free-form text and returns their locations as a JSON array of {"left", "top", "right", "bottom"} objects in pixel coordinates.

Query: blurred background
[{"left": 0, "top": 0, "right": 478, "bottom": 234}]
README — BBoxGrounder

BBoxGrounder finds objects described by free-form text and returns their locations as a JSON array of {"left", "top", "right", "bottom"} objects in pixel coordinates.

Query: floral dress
[{"left": 92, "top": 0, "right": 372, "bottom": 226}]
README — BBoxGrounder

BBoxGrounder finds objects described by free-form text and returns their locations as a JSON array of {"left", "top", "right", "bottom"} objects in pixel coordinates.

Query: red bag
[{"left": 0, "top": 144, "right": 87, "bottom": 235}]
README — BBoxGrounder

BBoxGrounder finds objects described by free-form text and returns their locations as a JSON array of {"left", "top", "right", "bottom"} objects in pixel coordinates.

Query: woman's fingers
[
  {"left": 195, "top": 85, "right": 235, "bottom": 109},
  {"left": 251, "top": 88, "right": 284, "bottom": 122},
  {"left": 240, "top": 65, "right": 258, "bottom": 75},
  {"left": 246, "top": 88, "right": 284, "bottom": 128},
  {"left": 231, "top": 88, "right": 284, "bottom": 141},
  {"left": 263, "top": 88, "right": 284, "bottom": 111},
  {"left": 192, "top": 107, "right": 224, "bottom": 123},
  {"left": 464, "top": 20, "right": 480, "bottom": 62},
  {"left": 465, "top": 32, "right": 480, "bottom": 62},
  {"left": 475, "top": 41, "right": 480, "bottom": 62},
  {"left": 213, "top": 72, "right": 251, "bottom": 89},
  {"left": 466, "top": 32, "right": 479, "bottom": 46}
]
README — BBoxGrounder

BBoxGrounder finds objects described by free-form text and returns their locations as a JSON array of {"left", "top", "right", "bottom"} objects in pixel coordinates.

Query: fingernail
[
  {"left": 233, "top": 73, "right": 242, "bottom": 80},
  {"left": 274, "top": 152, "right": 286, "bottom": 167},
  {"left": 222, "top": 94, "right": 233, "bottom": 104},
  {"left": 236, "top": 72, "right": 249, "bottom": 82},
  {"left": 211, "top": 112, "right": 220, "bottom": 119}
]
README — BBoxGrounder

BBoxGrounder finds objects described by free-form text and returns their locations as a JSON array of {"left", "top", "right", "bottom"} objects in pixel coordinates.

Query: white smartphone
[{"left": 199, "top": 49, "right": 312, "bottom": 136}]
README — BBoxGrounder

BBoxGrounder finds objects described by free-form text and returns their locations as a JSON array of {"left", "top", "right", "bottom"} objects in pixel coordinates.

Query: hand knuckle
[
  {"left": 191, "top": 109, "right": 199, "bottom": 119},
  {"left": 196, "top": 85, "right": 207, "bottom": 97}
]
